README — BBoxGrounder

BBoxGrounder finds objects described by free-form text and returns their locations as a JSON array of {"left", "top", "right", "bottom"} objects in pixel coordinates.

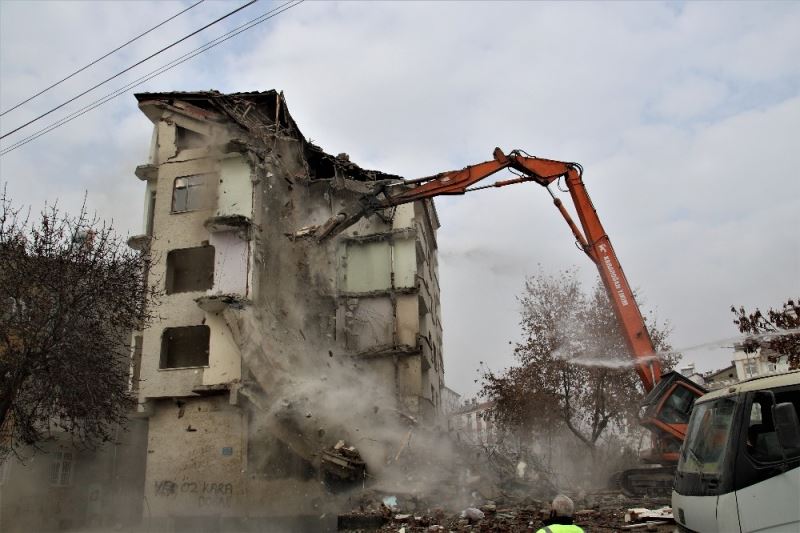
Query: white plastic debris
[
  {"left": 625, "top": 506, "right": 673, "bottom": 523},
  {"left": 383, "top": 495, "right": 398, "bottom": 509},
  {"left": 461, "top": 508, "right": 485, "bottom": 522},
  {"left": 517, "top": 460, "right": 528, "bottom": 478}
]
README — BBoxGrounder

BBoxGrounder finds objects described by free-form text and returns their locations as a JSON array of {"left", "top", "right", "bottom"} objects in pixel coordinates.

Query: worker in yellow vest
[{"left": 536, "top": 494, "right": 584, "bottom": 533}]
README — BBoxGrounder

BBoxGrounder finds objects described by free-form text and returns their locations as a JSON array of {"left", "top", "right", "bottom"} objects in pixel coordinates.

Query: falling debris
[{"left": 321, "top": 441, "right": 367, "bottom": 483}]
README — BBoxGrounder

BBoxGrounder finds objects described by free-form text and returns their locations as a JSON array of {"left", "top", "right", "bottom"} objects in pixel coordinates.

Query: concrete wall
[{"left": 136, "top": 115, "right": 245, "bottom": 402}]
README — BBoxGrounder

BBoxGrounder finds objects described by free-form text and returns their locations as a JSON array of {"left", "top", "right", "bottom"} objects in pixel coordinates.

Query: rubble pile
[
  {"left": 327, "top": 426, "right": 674, "bottom": 532},
  {"left": 338, "top": 490, "right": 674, "bottom": 532}
]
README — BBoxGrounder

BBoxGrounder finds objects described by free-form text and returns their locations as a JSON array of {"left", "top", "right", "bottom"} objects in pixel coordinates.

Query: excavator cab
[
  {"left": 640, "top": 371, "right": 707, "bottom": 463},
  {"left": 614, "top": 372, "right": 708, "bottom": 497}
]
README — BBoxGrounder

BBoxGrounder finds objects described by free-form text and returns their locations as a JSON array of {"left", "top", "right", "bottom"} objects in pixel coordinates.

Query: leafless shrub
[
  {"left": 481, "top": 267, "right": 677, "bottom": 455},
  {"left": 732, "top": 299, "right": 800, "bottom": 370},
  {"left": 0, "top": 189, "right": 159, "bottom": 460}
]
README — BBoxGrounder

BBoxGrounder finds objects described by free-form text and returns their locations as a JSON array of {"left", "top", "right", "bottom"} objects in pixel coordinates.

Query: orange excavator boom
[
  {"left": 310, "top": 147, "right": 709, "bottom": 494},
  {"left": 315, "top": 148, "right": 661, "bottom": 390}
]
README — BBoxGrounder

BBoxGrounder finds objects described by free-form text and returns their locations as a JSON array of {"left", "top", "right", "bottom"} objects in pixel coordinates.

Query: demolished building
[{"left": 127, "top": 90, "right": 444, "bottom": 528}]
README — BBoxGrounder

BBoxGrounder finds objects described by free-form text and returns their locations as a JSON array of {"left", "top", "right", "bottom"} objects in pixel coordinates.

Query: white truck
[{"left": 672, "top": 370, "right": 800, "bottom": 532}]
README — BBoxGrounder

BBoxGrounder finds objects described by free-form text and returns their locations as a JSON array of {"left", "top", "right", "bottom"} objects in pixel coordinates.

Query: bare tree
[
  {"left": 481, "top": 268, "right": 676, "bottom": 454},
  {"left": 732, "top": 298, "right": 799, "bottom": 370},
  {"left": 0, "top": 191, "right": 158, "bottom": 459}
]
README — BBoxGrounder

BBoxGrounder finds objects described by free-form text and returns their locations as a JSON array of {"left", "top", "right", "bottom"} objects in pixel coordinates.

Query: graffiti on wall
[{"left": 153, "top": 480, "right": 234, "bottom": 508}]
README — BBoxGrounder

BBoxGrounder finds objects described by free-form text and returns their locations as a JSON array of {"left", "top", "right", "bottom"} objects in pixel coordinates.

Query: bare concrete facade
[{"left": 129, "top": 90, "right": 444, "bottom": 528}]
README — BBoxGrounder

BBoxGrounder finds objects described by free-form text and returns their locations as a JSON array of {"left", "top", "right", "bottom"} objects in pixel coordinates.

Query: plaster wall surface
[
  {"left": 143, "top": 397, "right": 244, "bottom": 518},
  {"left": 210, "top": 230, "right": 248, "bottom": 296},
  {"left": 216, "top": 156, "right": 252, "bottom": 218},
  {"left": 396, "top": 294, "right": 420, "bottom": 347},
  {"left": 392, "top": 203, "right": 416, "bottom": 230},
  {"left": 204, "top": 312, "right": 242, "bottom": 386},
  {"left": 394, "top": 237, "right": 417, "bottom": 288},
  {"left": 343, "top": 240, "right": 392, "bottom": 292}
]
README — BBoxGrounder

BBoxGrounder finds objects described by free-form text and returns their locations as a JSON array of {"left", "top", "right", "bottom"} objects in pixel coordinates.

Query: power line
[
  {"left": 0, "top": 0, "right": 258, "bottom": 140},
  {"left": 0, "top": 0, "right": 206, "bottom": 117},
  {"left": 0, "top": 1, "right": 304, "bottom": 157}
]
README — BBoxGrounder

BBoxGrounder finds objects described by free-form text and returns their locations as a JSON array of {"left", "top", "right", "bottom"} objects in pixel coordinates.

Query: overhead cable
[
  {"left": 0, "top": 0, "right": 206, "bottom": 117},
  {"left": 0, "top": 0, "right": 258, "bottom": 140},
  {"left": 0, "top": 1, "right": 304, "bottom": 157}
]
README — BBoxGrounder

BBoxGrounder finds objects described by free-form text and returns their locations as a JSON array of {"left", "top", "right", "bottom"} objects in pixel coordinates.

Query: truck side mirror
[{"left": 772, "top": 402, "right": 800, "bottom": 450}]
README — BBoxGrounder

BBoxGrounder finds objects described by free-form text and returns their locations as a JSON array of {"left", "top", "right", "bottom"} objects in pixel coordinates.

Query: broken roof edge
[{"left": 133, "top": 89, "right": 405, "bottom": 183}]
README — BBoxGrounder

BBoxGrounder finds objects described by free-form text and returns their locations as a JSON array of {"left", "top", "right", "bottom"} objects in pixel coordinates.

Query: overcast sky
[{"left": 1, "top": 1, "right": 798, "bottom": 397}]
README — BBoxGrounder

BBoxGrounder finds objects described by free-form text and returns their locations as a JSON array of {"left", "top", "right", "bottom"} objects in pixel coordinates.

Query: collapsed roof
[{"left": 134, "top": 90, "right": 404, "bottom": 182}]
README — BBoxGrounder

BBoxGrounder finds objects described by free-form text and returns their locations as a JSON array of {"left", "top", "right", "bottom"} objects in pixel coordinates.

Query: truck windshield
[{"left": 678, "top": 397, "right": 737, "bottom": 476}]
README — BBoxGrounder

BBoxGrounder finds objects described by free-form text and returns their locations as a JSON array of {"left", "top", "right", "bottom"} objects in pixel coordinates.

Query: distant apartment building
[
  {"left": 732, "top": 342, "right": 790, "bottom": 381},
  {"left": 682, "top": 341, "right": 792, "bottom": 393},
  {"left": 440, "top": 385, "right": 462, "bottom": 416},
  {"left": 449, "top": 399, "right": 496, "bottom": 446},
  {"left": 700, "top": 364, "right": 737, "bottom": 389},
  {"left": 128, "top": 90, "right": 444, "bottom": 528}
]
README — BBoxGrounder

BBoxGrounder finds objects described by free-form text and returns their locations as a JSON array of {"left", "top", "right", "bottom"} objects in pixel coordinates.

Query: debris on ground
[
  {"left": 461, "top": 508, "right": 485, "bottom": 523},
  {"left": 624, "top": 506, "right": 673, "bottom": 523},
  {"left": 621, "top": 506, "right": 674, "bottom": 529},
  {"left": 338, "top": 490, "right": 675, "bottom": 532}
]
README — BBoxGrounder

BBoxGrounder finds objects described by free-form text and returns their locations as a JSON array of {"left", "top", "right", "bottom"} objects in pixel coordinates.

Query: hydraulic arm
[
  {"left": 311, "top": 148, "right": 708, "bottom": 487},
  {"left": 315, "top": 148, "right": 662, "bottom": 390}
]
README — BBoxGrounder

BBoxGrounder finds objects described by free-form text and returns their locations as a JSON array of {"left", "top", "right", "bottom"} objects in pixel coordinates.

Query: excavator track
[{"left": 612, "top": 466, "right": 676, "bottom": 498}]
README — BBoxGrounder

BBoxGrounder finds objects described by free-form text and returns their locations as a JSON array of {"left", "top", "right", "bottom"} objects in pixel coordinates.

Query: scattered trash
[{"left": 480, "top": 501, "right": 497, "bottom": 513}]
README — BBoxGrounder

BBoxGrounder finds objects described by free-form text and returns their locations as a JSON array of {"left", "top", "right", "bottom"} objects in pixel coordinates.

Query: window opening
[
  {"left": 175, "top": 126, "right": 207, "bottom": 150},
  {"left": 50, "top": 451, "right": 74, "bottom": 487},
  {"left": 131, "top": 335, "right": 143, "bottom": 391},
  {"left": 160, "top": 325, "right": 210, "bottom": 368},
  {"left": 146, "top": 191, "right": 156, "bottom": 236},
  {"left": 746, "top": 389, "right": 800, "bottom": 463},
  {"left": 678, "top": 397, "right": 736, "bottom": 476},
  {"left": 165, "top": 245, "right": 214, "bottom": 294},
  {"left": 172, "top": 174, "right": 212, "bottom": 213},
  {"left": 659, "top": 384, "right": 697, "bottom": 424}
]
